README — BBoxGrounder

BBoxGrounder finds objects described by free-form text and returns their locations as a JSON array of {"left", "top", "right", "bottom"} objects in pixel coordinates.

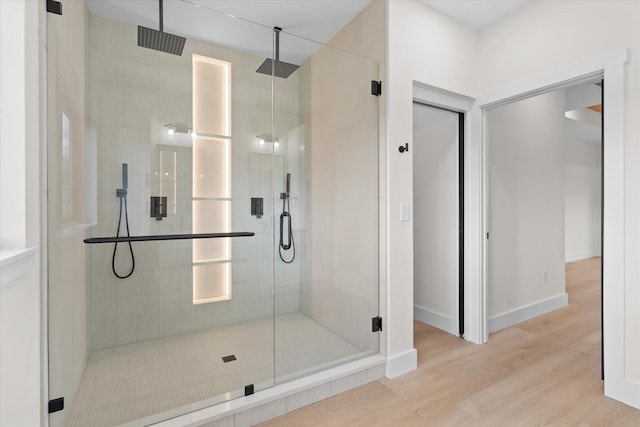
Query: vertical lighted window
[
  {"left": 61, "top": 113, "right": 72, "bottom": 219},
  {"left": 192, "top": 54, "right": 232, "bottom": 304}
]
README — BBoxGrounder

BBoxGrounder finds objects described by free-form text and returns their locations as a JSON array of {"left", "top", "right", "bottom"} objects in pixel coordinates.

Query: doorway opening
[
  {"left": 412, "top": 102, "right": 464, "bottom": 337},
  {"left": 484, "top": 79, "right": 603, "bottom": 377}
]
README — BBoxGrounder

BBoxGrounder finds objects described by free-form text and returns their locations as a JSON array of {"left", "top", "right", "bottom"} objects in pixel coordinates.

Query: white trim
[
  {"left": 0, "top": 248, "right": 36, "bottom": 288},
  {"left": 413, "top": 305, "right": 458, "bottom": 336},
  {"left": 565, "top": 251, "right": 601, "bottom": 263},
  {"left": 385, "top": 348, "right": 417, "bottom": 378},
  {"left": 473, "top": 48, "right": 639, "bottom": 409},
  {"left": 413, "top": 82, "right": 474, "bottom": 112},
  {"left": 488, "top": 294, "right": 568, "bottom": 334},
  {"left": 412, "top": 82, "right": 481, "bottom": 344},
  {"left": 477, "top": 48, "right": 628, "bottom": 110},
  {"left": 600, "top": 59, "right": 638, "bottom": 409}
]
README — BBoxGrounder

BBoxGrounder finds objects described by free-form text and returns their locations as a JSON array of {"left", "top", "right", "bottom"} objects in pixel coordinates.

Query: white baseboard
[
  {"left": 413, "top": 305, "right": 458, "bottom": 336},
  {"left": 489, "top": 293, "right": 568, "bottom": 333},
  {"left": 565, "top": 250, "right": 601, "bottom": 263},
  {"left": 385, "top": 349, "right": 417, "bottom": 378}
]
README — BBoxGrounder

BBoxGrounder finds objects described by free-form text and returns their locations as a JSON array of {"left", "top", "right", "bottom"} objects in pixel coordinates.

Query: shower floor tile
[{"left": 69, "top": 313, "right": 361, "bottom": 427}]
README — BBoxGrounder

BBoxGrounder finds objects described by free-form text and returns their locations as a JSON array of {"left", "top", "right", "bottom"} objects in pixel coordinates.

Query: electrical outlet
[{"left": 542, "top": 271, "right": 548, "bottom": 284}]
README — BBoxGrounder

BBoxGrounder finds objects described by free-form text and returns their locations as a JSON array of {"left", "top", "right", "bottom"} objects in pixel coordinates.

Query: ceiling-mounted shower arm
[
  {"left": 274, "top": 27, "right": 282, "bottom": 62},
  {"left": 159, "top": 0, "right": 164, "bottom": 32}
]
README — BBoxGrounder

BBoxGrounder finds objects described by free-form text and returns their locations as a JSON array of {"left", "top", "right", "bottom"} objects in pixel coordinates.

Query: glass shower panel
[
  {"left": 272, "top": 32, "right": 380, "bottom": 383},
  {"left": 48, "top": 2, "right": 380, "bottom": 426},
  {"left": 47, "top": 4, "right": 277, "bottom": 426},
  {"left": 46, "top": 4, "right": 91, "bottom": 427}
]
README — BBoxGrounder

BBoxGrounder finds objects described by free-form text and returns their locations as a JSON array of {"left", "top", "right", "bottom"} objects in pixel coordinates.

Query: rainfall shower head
[
  {"left": 138, "top": 0, "right": 186, "bottom": 56},
  {"left": 256, "top": 27, "right": 299, "bottom": 79},
  {"left": 256, "top": 59, "right": 299, "bottom": 79}
]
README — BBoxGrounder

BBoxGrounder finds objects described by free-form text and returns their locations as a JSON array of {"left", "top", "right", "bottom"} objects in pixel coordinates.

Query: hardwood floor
[{"left": 259, "top": 257, "right": 640, "bottom": 426}]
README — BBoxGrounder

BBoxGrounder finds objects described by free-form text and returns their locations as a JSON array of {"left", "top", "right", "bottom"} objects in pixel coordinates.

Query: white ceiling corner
[{"left": 418, "top": 0, "right": 531, "bottom": 29}]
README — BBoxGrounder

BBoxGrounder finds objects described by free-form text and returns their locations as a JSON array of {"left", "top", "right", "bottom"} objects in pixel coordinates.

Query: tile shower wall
[
  {"left": 88, "top": 14, "right": 302, "bottom": 350},
  {"left": 297, "top": 5, "right": 381, "bottom": 353}
]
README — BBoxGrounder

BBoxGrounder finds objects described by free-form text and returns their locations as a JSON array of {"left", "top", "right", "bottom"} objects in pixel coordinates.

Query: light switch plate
[{"left": 401, "top": 204, "right": 410, "bottom": 221}]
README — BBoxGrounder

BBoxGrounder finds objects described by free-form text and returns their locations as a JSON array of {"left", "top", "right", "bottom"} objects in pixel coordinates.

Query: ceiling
[
  {"left": 86, "top": 0, "right": 373, "bottom": 64},
  {"left": 418, "top": 0, "right": 530, "bottom": 29},
  {"left": 86, "top": 0, "right": 531, "bottom": 63}
]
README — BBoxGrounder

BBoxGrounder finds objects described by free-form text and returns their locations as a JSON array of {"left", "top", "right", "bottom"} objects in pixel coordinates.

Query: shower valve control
[
  {"left": 151, "top": 196, "right": 167, "bottom": 220},
  {"left": 251, "top": 198, "right": 264, "bottom": 218}
]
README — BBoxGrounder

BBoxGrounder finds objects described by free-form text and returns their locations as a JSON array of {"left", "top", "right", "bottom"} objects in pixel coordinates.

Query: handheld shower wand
[
  {"left": 279, "top": 173, "right": 295, "bottom": 263},
  {"left": 112, "top": 163, "right": 135, "bottom": 278}
]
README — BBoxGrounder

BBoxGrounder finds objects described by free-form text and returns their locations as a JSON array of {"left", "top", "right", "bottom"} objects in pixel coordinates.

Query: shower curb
[{"left": 149, "top": 354, "right": 386, "bottom": 427}]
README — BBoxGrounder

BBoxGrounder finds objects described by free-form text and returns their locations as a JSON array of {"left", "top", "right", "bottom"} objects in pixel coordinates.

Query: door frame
[
  {"left": 413, "top": 83, "right": 474, "bottom": 339},
  {"left": 471, "top": 48, "right": 638, "bottom": 408},
  {"left": 411, "top": 100, "right": 465, "bottom": 337}
]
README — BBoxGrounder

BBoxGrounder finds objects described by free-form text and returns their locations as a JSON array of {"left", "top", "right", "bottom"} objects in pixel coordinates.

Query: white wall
[
  {"left": 1, "top": 251, "right": 40, "bottom": 427},
  {"left": 386, "top": 0, "right": 479, "bottom": 374},
  {"left": 564, "top": 137, "right": 601, "bottom": 262},
  {"left": 477, "top": 0, "right": 640, "bottom": 392},
  {"left": 487, "top": 90, "right": 567, "bottom": 329},
  {"left": 412, "top": 104, "right": 459, "bottom": 335},
  {"left": 0, "top": 0, "right": 27, "bottom": 249},
  {"left": 0, "top": 0, "right": 42, "bottom": 425}
]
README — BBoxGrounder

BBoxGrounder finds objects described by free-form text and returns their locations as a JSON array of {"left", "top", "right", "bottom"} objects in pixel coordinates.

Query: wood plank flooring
[{"left": 259, "top": 257, "right": 640, "bottom": 426}]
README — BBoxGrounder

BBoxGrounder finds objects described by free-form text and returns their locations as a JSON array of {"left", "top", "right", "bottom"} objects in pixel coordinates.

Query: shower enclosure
[{"left": 47, "top": 1, "right": 379, "bottom": 426}]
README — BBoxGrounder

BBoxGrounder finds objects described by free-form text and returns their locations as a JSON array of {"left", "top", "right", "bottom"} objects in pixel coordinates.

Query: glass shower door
[
  {"left": 272, "top": 32, "right": 380, "bottom": 383},
  {"left": 47, "top": 4, "right": 278, "bottom": 426}
]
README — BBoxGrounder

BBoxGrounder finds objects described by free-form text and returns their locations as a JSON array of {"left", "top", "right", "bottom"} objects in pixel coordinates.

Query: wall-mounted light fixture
[
  {"left": 257, "top": 135, "right": 279, "bottom": 148},
  {"left": 165, "top": 123, "right": 196, "bottom": 138}
]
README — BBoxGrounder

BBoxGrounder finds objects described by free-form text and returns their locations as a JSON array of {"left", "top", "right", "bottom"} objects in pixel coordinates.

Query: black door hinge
[
  {"left": 372, "top": 316, "right": 383, "bottom": 332},
  {"left": 48, "top": 397, "right": 64, "bottom": 414},
  {"left": 371, "top": 80, "right": 382, "bottom": 96},
  {"left": 47, "top": 0, "right": 63, "bottom": 15},
  {"left": 244, "top": 384, "right": 254, "bottom": 396}
]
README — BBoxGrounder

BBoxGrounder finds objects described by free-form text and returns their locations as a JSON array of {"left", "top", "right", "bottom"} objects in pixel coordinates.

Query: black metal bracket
[
  {"left": 399, "top": 143, "right": 409, "bottom": 153},
  {"left": 245, "top": 384, "right": 255, "bottom": 396},
  {"left": 46, "top": 0, "right": 62, "bottom": 15},
  {"left": 371, "top": 80, "right": 382, "bottom": 96},
  {"left": 372, "top": 316, "right": 383, "bottom": 332},
  {"left": 48, "top": 397, "right": 64, "bottom": 414}
]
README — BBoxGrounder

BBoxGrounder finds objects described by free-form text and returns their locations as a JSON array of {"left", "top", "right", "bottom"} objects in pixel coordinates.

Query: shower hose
[
  {"left": 112, "top": 194, "right": 135, "bottom": 279},
  {"left": 279, "top": 196, "right": 295, "bottom": 264}
]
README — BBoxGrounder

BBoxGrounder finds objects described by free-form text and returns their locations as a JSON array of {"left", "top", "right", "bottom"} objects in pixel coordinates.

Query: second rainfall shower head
[{"left": 256, "top": 27, "right": 300, "bottom": 79}]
